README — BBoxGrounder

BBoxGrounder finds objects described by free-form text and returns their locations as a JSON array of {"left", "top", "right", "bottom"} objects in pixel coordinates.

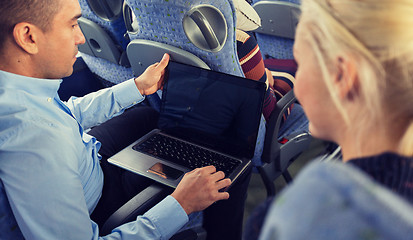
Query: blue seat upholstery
[
  {"left": 251, "top": 0, "right": 301, "bottom": 59},
  {"left": 122, "top": 0, "right": 310, "bottom": 197},
  {"left": 113, "top": 0, "right": 247, "bottom": 236},
  {"left": 124, "top": 0, "right": 244, "bottom": 77},
  {"left": 78, "top": 0, "right": 134, "bottom": 86},
  {"left": 123, "top": 0, "right": 269, "bottom": 163},
  {"left": 76, "top": 0, "right": 310, "bottom": 236}
]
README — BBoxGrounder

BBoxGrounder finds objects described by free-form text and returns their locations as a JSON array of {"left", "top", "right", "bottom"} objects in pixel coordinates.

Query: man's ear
[
  {"left": 334, "top": 56, "right": 359, "bottom": 101},
  {"left": 13, "top": 22, "right": 41, "bottom": 55}
]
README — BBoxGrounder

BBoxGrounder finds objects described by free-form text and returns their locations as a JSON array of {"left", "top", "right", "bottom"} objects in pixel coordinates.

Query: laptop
[{"left": 108, "top": 61, "right": 266, "bottom": 189}]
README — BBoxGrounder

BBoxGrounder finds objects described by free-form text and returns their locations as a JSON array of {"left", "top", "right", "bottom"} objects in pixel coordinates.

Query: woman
[{"left": 245, "top": 0, "right": 413, "bottom": 239}]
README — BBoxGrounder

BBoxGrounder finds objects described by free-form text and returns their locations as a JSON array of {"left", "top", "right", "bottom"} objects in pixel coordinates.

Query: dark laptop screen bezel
[{"left": 158, "top": 61, "right": 266, "bottom": 160}]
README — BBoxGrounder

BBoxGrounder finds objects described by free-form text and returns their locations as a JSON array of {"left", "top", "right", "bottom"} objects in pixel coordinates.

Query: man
[{"left": 0, "top": 0, "right": 231, "bottom": 239}]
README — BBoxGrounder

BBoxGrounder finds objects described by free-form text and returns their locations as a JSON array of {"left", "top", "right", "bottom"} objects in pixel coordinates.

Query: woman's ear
[
  {"left": 334, "top": 56, "right": 359, "bottom": 101},
  {"left": 13, "top": 22, "right": 40, "bottom": 55}
]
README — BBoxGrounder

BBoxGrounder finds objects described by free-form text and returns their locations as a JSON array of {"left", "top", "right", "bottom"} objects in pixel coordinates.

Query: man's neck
[{"left": 0, "top": 53, "right": 40, "bottom": 79}]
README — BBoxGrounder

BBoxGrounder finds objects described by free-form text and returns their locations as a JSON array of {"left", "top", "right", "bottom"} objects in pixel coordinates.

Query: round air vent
[{"left": 183, "top": 5, "right": 227, "bottom": 52}]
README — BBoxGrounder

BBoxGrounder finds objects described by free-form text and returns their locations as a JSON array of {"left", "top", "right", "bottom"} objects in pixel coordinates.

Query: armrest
[
  {"left": 101, "top": 182, "right": 173, "bottom": 235},
  {"left": 262, "top": 90, "right": 296, "bottom": 164},
  {"left": 263, "top": 90, "right": 312, "bottom": 168},
  {"left": 260, "top": 90, "right": 312, "bottom": 196}
]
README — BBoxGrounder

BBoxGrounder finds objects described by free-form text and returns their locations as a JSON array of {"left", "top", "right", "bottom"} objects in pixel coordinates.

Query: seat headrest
[
  {"left": 122, "top": 0, "right": 244, "bottom": 77},
  {"left": 86, "top": 0, "right": 123, "bottom": 21}
]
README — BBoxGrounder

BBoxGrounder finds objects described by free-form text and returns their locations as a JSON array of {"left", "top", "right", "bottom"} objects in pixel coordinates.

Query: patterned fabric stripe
[
  {"left": 239, "top": 45, "right": 260, "bottom": 66},
  {"left": 236, "top": 31, "right": 266, "bottom": 82},
  {"left": 242, "top": 51, "right": 266, "bottom": 81},
  {"left": 235, "top": 29, "right": 251, "bottom": 44},
  {"left": 262, "top": 88, "right": 277, "bottom": 120},
  {"left": 264, "top": 58, "right": 297, "bottom": 94},
  {"left": 262, "top": 58, "right": 297, "bottom": 122},
  {"left": 272, "top": 75, "right": 294, "bottom": 93},
  {"left": 270, "top": 71, "right": 295, "bottom": 86},
  {"left": 235, "top": 30, "right": 298, "bottom": 123},
  {"left": 264, "top": 59, "right": 297, "bottom": 76}
]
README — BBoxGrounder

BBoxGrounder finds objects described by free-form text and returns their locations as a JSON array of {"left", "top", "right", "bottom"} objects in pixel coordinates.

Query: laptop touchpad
[{"left": 147, "top": 162, "right": 183, "bottom": 180}]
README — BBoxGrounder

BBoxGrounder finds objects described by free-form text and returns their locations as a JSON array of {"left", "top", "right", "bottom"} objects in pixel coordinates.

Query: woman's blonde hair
[{"left": 299, "top": 0, "right": 413, "bottom": 156}]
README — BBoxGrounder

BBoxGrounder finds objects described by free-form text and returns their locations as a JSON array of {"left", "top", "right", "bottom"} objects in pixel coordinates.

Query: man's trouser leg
[{"left": 89, "top": 105, "right": 158, "bottom": 229}]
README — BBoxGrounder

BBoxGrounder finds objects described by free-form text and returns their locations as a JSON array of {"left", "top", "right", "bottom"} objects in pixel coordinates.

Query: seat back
[
  {"left": 123, "top": 0, "right": 268, "bottom": 162},
  {"left": 77, "top": 0, "right": 134, "bottom": 86},
  {"left": 123, "top": 0, "right": 244, "bottom": 77},
  {"left": 251, "top": 0, "right": 301, "bottom": 59},
  {"left": 121, "top": 0, "right": 249, "bottom": 236}
]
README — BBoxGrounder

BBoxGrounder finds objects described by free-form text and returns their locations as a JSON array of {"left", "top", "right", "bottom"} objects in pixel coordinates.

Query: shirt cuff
[
  {"left": 111, "top": 78, "right": 145, "bottom": 108},
  {"left": 144, "top": 195, "right": 189, "bottom": 239}
]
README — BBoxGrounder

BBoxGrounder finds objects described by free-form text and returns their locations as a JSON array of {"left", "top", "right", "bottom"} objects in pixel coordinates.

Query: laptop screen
[{"left": 158, "top": 61, "right": 266, "bottom": 160}]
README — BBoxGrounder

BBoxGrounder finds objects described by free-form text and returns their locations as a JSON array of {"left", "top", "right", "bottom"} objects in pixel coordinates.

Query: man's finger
[
  {"left": 216, "top": 178, "right": 232, "bottom": 190},
  {"left": 215, "top": 191, "right": 230, "bottom": 201},
  {"left": 156, "top": 53, "right": 170, "bottom": 70},
  {"left": 210, "top": 170, "right": 226, "bottom": 182}
]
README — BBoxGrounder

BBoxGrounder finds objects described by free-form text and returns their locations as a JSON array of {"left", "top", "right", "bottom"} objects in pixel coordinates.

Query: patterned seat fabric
[
  {"left": 124, "top": 0, "right": 244, "bottom": 77},
  {"left": 251, "top": 0, "right": 300, "bottom": 59},
  {"left": 78, "top": 0, "right": 134, "bottom": 86},
  {"left": 123, "top": 0, "right": 255, "bottom": 232}
]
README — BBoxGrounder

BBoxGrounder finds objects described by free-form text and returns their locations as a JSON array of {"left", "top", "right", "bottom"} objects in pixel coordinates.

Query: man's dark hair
[{"left": 0, "top": 0, "right": 60, "bottom": 53}]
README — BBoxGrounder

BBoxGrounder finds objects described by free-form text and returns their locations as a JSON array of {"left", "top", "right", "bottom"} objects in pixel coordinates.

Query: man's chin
[
  {"left": 61, "top": 67, "right": 74, "bottom": 79},
  {"left": 64, "top": 68, "right": 74, "bottom": 78}
]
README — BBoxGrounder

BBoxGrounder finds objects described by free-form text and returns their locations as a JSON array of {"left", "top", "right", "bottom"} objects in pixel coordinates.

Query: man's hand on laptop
[
  {"left": 134, "top": 53, "right": 170, "bottom": 96},
  {"left": 171, "top": 166, "right": 231, "bottom": 215}
]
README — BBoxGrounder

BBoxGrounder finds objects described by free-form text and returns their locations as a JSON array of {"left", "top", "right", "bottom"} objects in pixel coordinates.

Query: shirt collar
[{"left": 0, "top": 70, "right": 63, "bottom": 97}]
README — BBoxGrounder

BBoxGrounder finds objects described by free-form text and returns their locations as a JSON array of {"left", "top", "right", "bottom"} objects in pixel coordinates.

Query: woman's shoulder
[{"left": 259, "top": 160, "right": 413, "bottom": 240}]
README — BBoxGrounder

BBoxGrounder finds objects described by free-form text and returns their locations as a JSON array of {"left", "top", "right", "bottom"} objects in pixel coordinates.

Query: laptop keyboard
[{"left": 132, "top": 134, "right": 241, "bottom": 177}]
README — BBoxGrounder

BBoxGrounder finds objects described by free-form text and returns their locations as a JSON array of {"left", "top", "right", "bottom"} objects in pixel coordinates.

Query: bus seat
[
  {"left": 123, "top": 0, "right": 244, "bottom": 77},
  {"left": 118, "top": 0, "right": 245, "bottom": 237},
  {"left": 86, "top": 0, "right": 310, "bottom": 237},
  {"left": 121, "top": 0, "right": 312, "bottom": 211},
  {"left": 122, "top": 0, "right": 269, "bottom": 158},
  {"left": 77, "top": 0, "right": 134, "bottom": 86},
  {"left": 122, "top": 0, "right": 246, "bottom": 112},
  {"left": 242, "top": 0, "right": 312, "bottom": 195},
  {"left": 259, "top": 90, "right": 312, "bottom": 197},
  {"left": 251, "top": 0, "right": 301, "bottom": 59}
]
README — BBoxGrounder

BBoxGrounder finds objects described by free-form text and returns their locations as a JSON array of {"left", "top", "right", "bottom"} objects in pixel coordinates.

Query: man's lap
[{"left": 89, "top": 104, "right": 159, "bottom": 229}]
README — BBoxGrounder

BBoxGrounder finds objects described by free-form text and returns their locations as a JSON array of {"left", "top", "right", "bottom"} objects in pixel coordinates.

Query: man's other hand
[
  {"left": 134, "top": 53, "right": 170, "bottom": 96},
  {"left": 171, "top": 166, "right": 232, "bottom": 215}
]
